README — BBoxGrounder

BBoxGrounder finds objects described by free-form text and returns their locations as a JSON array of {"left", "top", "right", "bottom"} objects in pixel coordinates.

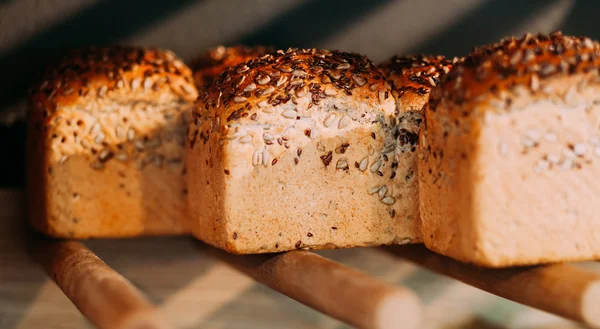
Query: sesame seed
[
  {"left": 282, "top": 110, "right": 298, "bottom": 119},
  {"left": 131, "top": 78, "right": 140, "bottom": 91},
  {"left": 381, "top": 196, "right": 396, "bottom": 205},
  {"left": 59, "top": 155, "right": 68, "bottom": 164},
  {"left": 359, "top": 156, "right": 369, "bottom": 171},
  {"left": 324, "top": 113, "right": 336, "bottom": 127}
]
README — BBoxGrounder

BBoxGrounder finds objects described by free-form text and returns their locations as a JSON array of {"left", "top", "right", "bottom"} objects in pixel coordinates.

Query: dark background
[{"left": 0, "top": 0, "right": 596, "bottom": 187}]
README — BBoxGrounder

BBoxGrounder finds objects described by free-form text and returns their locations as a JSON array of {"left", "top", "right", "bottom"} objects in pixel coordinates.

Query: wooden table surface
[{"left": 0, "top": 189, "right": 596, "bottom": 329}]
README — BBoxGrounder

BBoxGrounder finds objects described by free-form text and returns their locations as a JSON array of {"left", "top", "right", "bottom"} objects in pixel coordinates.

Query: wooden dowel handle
[
  {"left": 32, "top": 239, "right": 172, "bottom": 329},
  {"left": 212, "top": 248, "right": 422, "bottom": 329},
  {"left": 387, "top": 245, "right": 600, "bottom": 328}
]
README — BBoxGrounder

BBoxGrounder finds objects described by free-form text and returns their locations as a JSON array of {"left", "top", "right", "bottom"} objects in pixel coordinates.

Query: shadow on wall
[{"left": 411, "top": 0, "right": 563, "bottom": 56}]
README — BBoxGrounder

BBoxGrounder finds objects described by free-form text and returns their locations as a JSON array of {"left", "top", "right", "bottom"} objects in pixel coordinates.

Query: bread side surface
[
  {"left": 420, "top": 32, "right": 600, "bottom": 267},
  {"left": 28, "top": 46, "right": 197, "bottom": 238},
  {"left": 188, "top": 48, "right": 421, "bottom": 253}
]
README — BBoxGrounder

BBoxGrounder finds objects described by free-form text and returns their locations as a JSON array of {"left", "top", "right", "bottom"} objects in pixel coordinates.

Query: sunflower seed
[
  {"left": 262, "top": 150, "right": 271, "bottom": 167},
  {"left": 336, "top": 158, "right": 348, "bottom": 169},
  {"left": 398, "top": 238, "right": 412, "bottom": 245},
  {"left": 338, "top": 115, "right": 351, "bottom": 129},
  {"left": 234, "top": 96, "right": 247, "bottom": 103},
  {"left": 127, "top": 128, "right": 135, "bottom": 141},
  {"left": 252, "top": 150, "right": 262, "bottom": 167},
  {"left": 282, "top": 110, "right": 298, "bottom": 119},
  {"left": 324, "top": 87, "right": 337, "bottom": 96},
  {"left": 370, "top": 158, "right": 382, "bottom": 172},
  {"left": 317, "top": 142, "right": 325, "bottom": 151},
  {"left": 116, "top": 152, "right": 128, "bottom": 161},
  {"left": 244, "top": 83, "right": 256, "bottom": 92},
  {"left": 115, "top": 126, "right": 124, "bottom": 139},
  {"left": 58, "top": 155, "right": 68, "bottom": 164},
  {"left": 336, "top": 63, "right": 351, "bottom": 70},
  {"left": 369, "top": 185, "right": 382, "bottom": 194},
  {"left": 143, "top": 77, "right": 153, "bottom": 90},
  {"left": 263, "top": 133, "right": 274, "bottom": 141},
  {"left": 98, "top": 85, "right": 107, "bottom": 97},
  {"left": 94, "top": 132, "right": 105, "bottom": 144},
  {"left": 359, "top": 156, "right": 369, "bottom": 171},
  {"left": 256, "top": 75, "right": 271, "bottom": 85},
  {"left": 574, "top": 143, "right": 588, "bottom": 156},
  {"left": 378, "top": 186, "right": 388, "bottom": 200},
  {"left": 262, "top": 86, "right": 275, "bottom": 95},
  {"left": 352, "top": 74, "right": 366, "bottom": 86},
  {"left": 131, "top": 78, "right": 141, "bottom": 91},
  {"left": 276, "top": 76, "right": 288, "bottom": 87},
  {"left": 381, "top": 196, "right": 396, "bottom": 205},
  {"left": 239, "top": 135, "right": 252, "bottom": 144},
  {"left": 293, "top": 70, "right": 308, "bottom": 77},
  {"left": 323, "top": 113, "right": 336, "bottom": 127}
]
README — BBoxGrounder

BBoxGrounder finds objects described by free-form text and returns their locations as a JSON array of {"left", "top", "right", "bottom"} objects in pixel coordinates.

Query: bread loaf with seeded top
[
  {"left": 191, "top": 45, "right": 275, "bottom": 90},
  {"left": 27, "top": 46, "right": 197, "bottom": 238},
  {"left": 379, "top": 55, "right": 455, "bottom": 243},
  {"left": 187, "top": 48, "right": 444, "bottom": 254},
  {"left": 420, "top": 32, "right": 600, "bottom": 267}
]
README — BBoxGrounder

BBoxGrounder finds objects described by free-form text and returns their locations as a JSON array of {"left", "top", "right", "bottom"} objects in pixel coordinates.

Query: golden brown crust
[
  {"left": 431, "top": 31, "right": 600, "bottom": 116},
  {"left": 29, "top": 46, "right": 197, "bottom": 121},
  {"left": 379, "top": 55, "right": 455, "bottom": 112},
  {"left": 194, "top": 48, "right": 391, "bottom": 132},
  {"left": 191, "top": 45, "right": 276, "bottom": 89}
]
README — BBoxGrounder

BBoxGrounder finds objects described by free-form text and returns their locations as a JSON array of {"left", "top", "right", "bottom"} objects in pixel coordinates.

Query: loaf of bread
[
  {"left": 379, "top": 55, "right": 455, "bottom": 242},
  {"left": 419, "top": 32, "right": 600, "bottom": 267},
  {"left": 191, "top": 45, "right": 275, "bottom": 89},
  {"left": 27, "top": 46, "right": 197, "bottom": 238},
  {"left": 188, "top": 48, "right": 430, "bottom": 253}
]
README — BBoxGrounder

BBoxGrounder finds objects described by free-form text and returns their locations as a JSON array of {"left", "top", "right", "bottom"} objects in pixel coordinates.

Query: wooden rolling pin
[
  {"left": 210, "top": 248, "right": 422, "bottom": 329},
  {"left": 387, "top": 244, "right": 600, "bottom": 328},
  {"left": 31, "top": 238, "right": 172, "bottom": 329}
]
